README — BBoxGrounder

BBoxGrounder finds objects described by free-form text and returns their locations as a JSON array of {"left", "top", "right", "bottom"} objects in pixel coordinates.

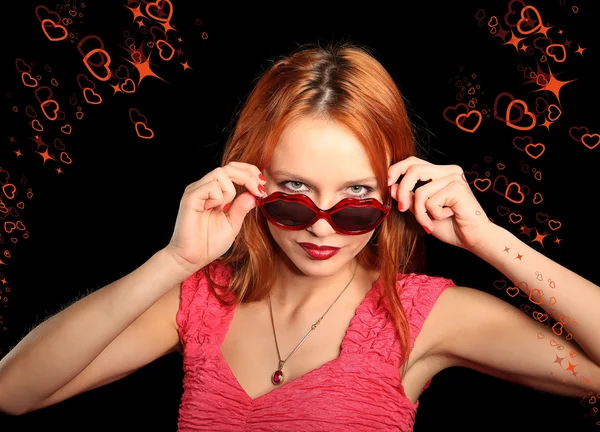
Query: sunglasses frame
[{"left": 256, "top": 185, "right": 393, "bottom": 235}]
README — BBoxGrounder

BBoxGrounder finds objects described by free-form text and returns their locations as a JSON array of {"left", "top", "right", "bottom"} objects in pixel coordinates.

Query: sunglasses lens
[
  {"left": 331, "top": 207, "right": 384, "bottom": 232},
  {"left": 263, "top": 201, "right": 317, "bottom": 226}
]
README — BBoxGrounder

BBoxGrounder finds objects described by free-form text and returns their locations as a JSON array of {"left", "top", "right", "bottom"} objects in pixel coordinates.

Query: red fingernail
[
  {"left": 259, "top": 173, "right": 266, "bottom": 181},
  {"left": 398, "top": 201, "right": 403, "bottom": 211},
  {"left": 424, "top": 226, "right": 431, "bottom": 234},
  {"left": 258, "top": 184, "right": 267, "bottom": 194},
  {"left": 223, "top": 203, "right": 230, "bottom": 212}
]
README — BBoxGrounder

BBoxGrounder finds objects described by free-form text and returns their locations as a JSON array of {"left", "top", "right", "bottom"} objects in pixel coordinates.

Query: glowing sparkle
[
  {"left": 126, "top": 5, "right": 145, "bottom": 22},
  {"left": 125, "top": 52, "right": 167, "bottom": 86},
  {"left": 35, "top": 148, "right": 57, "bottom": 165},
  {"left": 503, "top": 246, "right": 511, "bottom": 253},
  {"left": 181, "top": 61, "right": 193, "bottom": 71},
  {"left": 530, "top": 230, "right": 550, "bottom": 246},
  {"left": 515, "top": 253, "right": 524, "bottom": 261},
  {"left": 566, "top": 360, "right": 579, "bottom": 376},
  {"left": 504, "top": 32, "right": 525, "bottom": 51},
  {"left": 534, "top": 68, "right": 575, "bottom": 103},
  {"left": 553, "top": 355, "right": 566, "bottom": 366},
  {"left": 575, "top": 44, "right": 587, "bottom": 56}
]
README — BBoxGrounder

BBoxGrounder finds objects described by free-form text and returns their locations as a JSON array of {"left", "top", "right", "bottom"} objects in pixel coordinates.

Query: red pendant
[{"left": 271, "top": 369, "right": 284, "bottom": 385}]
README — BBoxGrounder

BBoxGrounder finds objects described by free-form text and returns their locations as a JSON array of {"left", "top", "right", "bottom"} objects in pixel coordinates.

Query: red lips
[{"left": 298, "top": 242, "right": 340, "bottom": 251}]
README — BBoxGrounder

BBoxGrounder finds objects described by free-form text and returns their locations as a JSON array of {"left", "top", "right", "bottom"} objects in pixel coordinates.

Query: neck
[{"left": 269, "top": 254, "right": 370, "bottom": 316}]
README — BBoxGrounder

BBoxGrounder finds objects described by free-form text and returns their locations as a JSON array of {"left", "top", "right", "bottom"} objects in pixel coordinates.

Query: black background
[{"left": 1, "top": 0, "right": 599, "bottom": 430}]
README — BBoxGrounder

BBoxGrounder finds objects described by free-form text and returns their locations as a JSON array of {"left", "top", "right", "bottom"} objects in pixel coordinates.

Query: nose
[{"left": 307, "top": 217, "right": 337, "bottom": 236}]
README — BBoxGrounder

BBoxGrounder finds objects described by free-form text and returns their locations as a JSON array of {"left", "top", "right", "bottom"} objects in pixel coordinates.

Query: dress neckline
[{"left": 215, "top": 275, "right": 383, "bottom": 404}]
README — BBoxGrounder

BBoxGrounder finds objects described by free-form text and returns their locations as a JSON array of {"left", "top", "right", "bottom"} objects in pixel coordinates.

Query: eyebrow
[{"left": 271, "top": 170, "right": 379, "bottom": 188}]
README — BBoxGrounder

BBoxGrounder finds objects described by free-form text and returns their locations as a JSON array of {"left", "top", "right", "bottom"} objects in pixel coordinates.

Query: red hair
[{"left": 202, "top": 41, "right": 425, "bottom": 374}]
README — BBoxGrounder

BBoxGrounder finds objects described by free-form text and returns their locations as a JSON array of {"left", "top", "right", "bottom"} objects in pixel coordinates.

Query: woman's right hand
[{"left": 163, "top": 161, "right": 268, "bottom": 277}]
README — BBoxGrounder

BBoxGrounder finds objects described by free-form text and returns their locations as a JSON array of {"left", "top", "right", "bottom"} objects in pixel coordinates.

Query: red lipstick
[{"left": 298, "top": 243, "right": 341, "bottom": 260}]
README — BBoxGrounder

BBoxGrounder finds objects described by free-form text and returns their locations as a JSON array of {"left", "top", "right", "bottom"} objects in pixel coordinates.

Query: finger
[
  {"left": 386, "top": 156, "right": 431, "bottom": 186},
  {"left": 221, "top": 164, "right": 267, "bottom": 200},
  {"left": 414, "top": 176, "right": 456, "bottom": 222},
  {"left": 426, "top": 179, "right": 477, "bottom": 225},
  {"left": 226, "top": 191, "right": 259, "bottom": 233},
  {"left": 194, "top": 181, "right": 224, "bottom": 211},
  {"left": 396, "top": 164, "right": 462, "bottom": 211}
]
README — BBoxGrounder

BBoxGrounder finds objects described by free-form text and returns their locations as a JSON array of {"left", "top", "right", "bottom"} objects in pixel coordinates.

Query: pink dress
[{"left": 176, "top": 260, "right": 455, "bottom": 431}]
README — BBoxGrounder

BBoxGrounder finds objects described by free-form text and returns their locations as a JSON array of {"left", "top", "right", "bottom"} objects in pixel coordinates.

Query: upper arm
[
  {"left": 428, "top": 285, "right": 600, "bottom": 398},
  {"left": 26, "top": 283, "right": 184, "bottom": 414}
]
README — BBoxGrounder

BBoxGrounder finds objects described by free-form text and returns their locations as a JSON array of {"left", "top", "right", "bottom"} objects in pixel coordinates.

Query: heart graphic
[
  {"left": 535, "top": 97, "right": 548, "bottom": 114},
  {"left": 41, "top": 100, "right": 59, "bottom": 121},
  {"left": 497, "top": 163, "right": 505, "bottom": 170},
  {"left": 512, "top": 135, "right": 531, "bottom": 151},
  {"left": 547, "top": 104, "right": 562, "bottom": 121},
  {"left": 473, "top": 178, "right": 491, "bottom": 192},
  {"left": 504, "top": 0, "right": 527, "bottom": 27},
  {"left": 77, "top": 73, "right": 96, "bottom": 90},
  {"left": 516, "top": 6, "right": 542, "bottom": 35},
  {"left": 16, "top": 58, "right": 32, "bottom": 73},
  {"left": 505, "top": 182, "right": 525, "bottom": 204},
  {"left": 548, "top": 220, "right": 561, "bottom": 230},
  {"left": 61, "top": 124, "right": 72, "bottom": 135},
  {"left": 494, "top": 280, "right": 507, "bottom": 290},
  {"left": 31, "top": 119, "right": 43, "bottom": 131},
  {"left": 53, "top": 138, "right": 65, "bottom": 150},
  {"left": 508, "top": 213, "right": 522, "bottom": 224},
  {"left": 546, "top": 44, "right": 566, "bottom": 63},
  {"left": 492, "top": 175, "right": 508, "bottom": 196},
  {"left": 120, "top": 78, "right": 136, "bottom": 93},
  {"left": 536, "top": 332, "right": 545, "bottom": 339},
  {"left": 506, "top": 287, "right": 519, "bottom": 297},
  {"left": 533, "top": 192, "right": 543, "bottom": 204},
  {"left": 529, "top": 288, "right": 544, "bottom": 305},
  {"left": 60, "top": 152, "right": 72, "bottom": 164},
  {"left": 581, "top": 133, "right": 600, "bottom": 150},
  {"left": 25, "top": 106, "right": 38, "bottom": 118},
  {"left": 21, "top": 72, "right": 38, "bottom": 87},
  {"left": 83, "top": 87, "right": 102, "bottom": 104},
  {"left": 156, "top": 39, "right": 175, "bottom": 61},
  {"left": 506, "top": 100, "right": 536, "bottom": 131},
  {"left": 146, "top": 0, "right": 174, "bottom": 23},
  {"left": 443, "top": 103, "right": 469, "bottom": 125},
  {"left": 462, "top": 171, "right": 478, "bottom": 184},
  {"left": 456, "top": 110, "right": 482, "bottom": 133},
  {"left": 135, "top": 122, "right": 154, "bottom": 139},
  {"left": 549, "top": 296, "right": 556, "bottom": 305},
  {"left": 534, "top": 171, "right": 542, "bottom": 181},
  {"left": 494, "top": 92, "right": 523, "bottom": 123},
  {"left": 525, "top": 143, "right": 545, "bottom": 159},
  {"left": 552, "top": 323, "right": 564, "bottom": 336},
  {"left": 536, "top": 212, "right": 549, "bottom": 223},
  {"left": 536, "top": 74, "right": 548, "bottom": 86},
  {"left": 83, "top": 48, "right": 112, "bottom": 82},
  {"left": 129, "top": 108, "right": 148, "bottom": 124},
  {"left": 41, "top": 19, "right": 68, "bottom": 42},
  {"left": 496, "top": 206, "right": 510, "bottom": 216}
]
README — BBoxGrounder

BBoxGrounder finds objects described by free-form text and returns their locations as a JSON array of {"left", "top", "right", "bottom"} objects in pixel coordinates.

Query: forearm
[
  {"left": 471, "top": 223, "right": 600, "bottom": 365},
  {"left": 0, "top": 248, "right": 192, "bottom": 412}
]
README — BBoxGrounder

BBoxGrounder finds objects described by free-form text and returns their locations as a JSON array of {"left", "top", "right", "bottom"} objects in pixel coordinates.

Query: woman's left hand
[{"left": 387, "top": 156, "right": 492, "bottom": 252}]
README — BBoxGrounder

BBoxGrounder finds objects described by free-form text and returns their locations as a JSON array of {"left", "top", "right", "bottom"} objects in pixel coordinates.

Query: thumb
[{"left": 226, "top": 191, "right": 259, "bottom": 233}]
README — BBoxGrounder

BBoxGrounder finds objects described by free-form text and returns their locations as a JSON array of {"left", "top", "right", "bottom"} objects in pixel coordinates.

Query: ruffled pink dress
[{"left": 176, "top": 260, "right": 455, "bottom": 431}]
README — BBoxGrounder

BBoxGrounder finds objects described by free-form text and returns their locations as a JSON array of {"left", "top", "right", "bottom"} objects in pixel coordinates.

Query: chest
[{"left": 219, "top": 293, "right": 444, "bottom": 403}]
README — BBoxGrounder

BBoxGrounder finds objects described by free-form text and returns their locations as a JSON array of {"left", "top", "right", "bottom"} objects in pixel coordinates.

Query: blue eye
[{"left": 278, "top": 181, "right": 374, "bottom": 198}]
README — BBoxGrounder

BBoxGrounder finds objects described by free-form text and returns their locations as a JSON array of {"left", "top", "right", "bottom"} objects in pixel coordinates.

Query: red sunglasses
[{"left": 256, "top": 185, "right": 393, "bottom": 235}]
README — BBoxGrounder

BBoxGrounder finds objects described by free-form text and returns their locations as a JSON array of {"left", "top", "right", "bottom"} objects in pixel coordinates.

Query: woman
[{"left": 0, "top": 42, "right": 598, "bottom": 431}]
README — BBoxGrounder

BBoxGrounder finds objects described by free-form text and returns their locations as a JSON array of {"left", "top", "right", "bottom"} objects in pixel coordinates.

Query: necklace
[{"left": 268, "top": 262, "right": 358, "bottom": 385}]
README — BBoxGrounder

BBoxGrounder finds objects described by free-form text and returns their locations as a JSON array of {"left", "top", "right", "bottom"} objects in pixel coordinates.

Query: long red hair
[{"left": 202, "top": 41, "right": 425, "bottom": 374}]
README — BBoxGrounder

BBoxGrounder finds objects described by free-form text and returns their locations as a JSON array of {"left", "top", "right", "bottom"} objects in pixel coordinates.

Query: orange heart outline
[
  {"left": 145, "top": 0, "right": 174, "bottom": 23},
  {"left": 156, "top": 39, "right": 175, "bottom": 61},
  {"left": 506, "top": 100, "right": 536, "bottom": 131},
  {"left": 504, "top": 182, "right": 525, "bottom": 204},
  {"left": 546, "top": 44, "right": 567, "bottom": 63},
  {"left": 533, "top": 192, "right": 543, "bottom": 204},
  {"left": 506, "top": 287, "right": 519, "bottom": 297},
  {"left": 473, "top": 178, "right": 491, "bottom": 192},
  {"left": 455, "top": 110, "right": 482, "bottom": 133},
  {"left": 135, "top": 122, "right": 154, "bottom": 139},
  {"left": 82, "top": 48, "right": 112, "bottom": 82},
  {"left": 525, "top": 143, "right": 545, "bottom": 159},
  {"left": 548, "top": 220, "right": 561, "bottom": 230},
  {"left": 581, "top": 133, "right": 600, "bottom": 150},
  {"left": 508, "top": 213, "right": 522, "bottom": 224},
  {"left": 83, "top": 87, "right": 103, "bottom": 105},
  {"left": 40, "top": 99, "right": 60, "bottom": 121},
  {"left": 21, "top": 72, "right": 38, "bottom": 87},
  {"left": 516, "top": 6, "right": 542, "bottom": 35},
  {"left": 41, "top": 18, "right": 68, "bottom": 42}
]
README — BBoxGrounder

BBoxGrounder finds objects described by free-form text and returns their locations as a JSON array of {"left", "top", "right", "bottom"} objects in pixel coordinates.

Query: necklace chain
[{"left": 268, "top": 262, "right": 358, "bottom": 374}]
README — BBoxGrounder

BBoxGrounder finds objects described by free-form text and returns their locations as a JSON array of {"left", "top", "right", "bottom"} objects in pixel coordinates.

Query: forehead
[{"left": 269, "top": 116, "right": 374, "bottom": 178}]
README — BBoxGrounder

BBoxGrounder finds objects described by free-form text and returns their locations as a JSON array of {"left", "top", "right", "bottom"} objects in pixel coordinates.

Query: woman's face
[{"left": 263, "top": 115, "right": 385, "bottom": 277}]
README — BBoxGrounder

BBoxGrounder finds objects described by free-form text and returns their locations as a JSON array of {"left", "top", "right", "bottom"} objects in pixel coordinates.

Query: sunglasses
[{"left": 256, "top": 185, "right": 393, "bottom": 235}]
